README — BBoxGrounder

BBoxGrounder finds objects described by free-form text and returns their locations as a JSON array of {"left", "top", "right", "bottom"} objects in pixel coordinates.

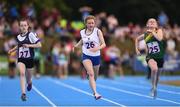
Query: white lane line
[
  {"left": 97, "top": 83, "right": 180, "bottom": 105},
  {"left": 69, "top": 78, "right": 180, "bottom": 105},
  {"left": 33, "top": 85, "right": 57, "bottom": 107},
  {"left": 123, "top": 78, "right": 180, "bottom": 89},
  {"left": 48, "top": 79, "right": 126, "bottom": 107},
  {"left": 111, "top": 81, "right": 180, "bottom": 95}
]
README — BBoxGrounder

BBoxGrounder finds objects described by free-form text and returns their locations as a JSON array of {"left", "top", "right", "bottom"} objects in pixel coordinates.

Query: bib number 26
[{"left": 86, "top": 42, "right": 95, "bottom": 49}]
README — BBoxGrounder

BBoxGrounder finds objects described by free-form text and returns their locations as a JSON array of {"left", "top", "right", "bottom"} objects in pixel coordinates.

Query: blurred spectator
[
  {"left": 166, "top": 37, "right": 177, "bottom": 57},
  {"left": 97, "top": 12, "right": 108, "bottom": 30},
  {"left": 0, "top": 1, "right": 180, "bottom": 76},
  {"left": 42, "top": 16, "right": 53, "bottom": 36},
  {"left": 21, "top": 4, "right": 36, "bottom": 19},
  {"left": 51, "top": 42, "right": 61, "bottom": 77},
  {"left": 122, "top": 50, "right": 131, "bottom": 67},
  {"left": 51, "top": 8, "right": 60, "bottom": 22},
  {"left": 70, "top": 49, "right": 82, "bottom": 76},
  {"left": 107, "top": 15, "right": 118, "bottom": 34},
  {"left": 9, "top": 6, "right": 19, "bottom": 19},
  {"left": 11, "top": 20, "right": 19, "bottom": 36},
  {"left": 34, "top": 48, "right": 42, "bottom": 78},
  {"left": 35, "top": 26, "right": 44, "bottom": 39},
  {"left": 106, "top": 44, "right": 124, "bottom": 78},
  {"left": 131, "top": 24, "right": 142, "bottom": 38},
  {"left": 173, "top": 24, "right": 180, "bottom": 41},
  {"left": 57, "top": 44, "right": 69, "bottom": 79},
  {"left": 0, "top": 2, "right": 5, "bottom": 17},
  {"left": 27, "top": 3, "right": 36, "bottom": 19},
  {"left": 0, "top": 18, "right": 5, "bottom": 38},
  {"left": 79, "top": 6, "right": 92, "bottom": 20},
  {"left": 114, "top": 26, "right": 130, "bottom": 42},
  {"left": 101, "top": 44, "right": 110, "bottom": 77},
  {"left": 158, "top": 11, "right": 169, "bottom": 27},
  {"left": 4, "top": 38, "right": 17, "bottom": 78}
]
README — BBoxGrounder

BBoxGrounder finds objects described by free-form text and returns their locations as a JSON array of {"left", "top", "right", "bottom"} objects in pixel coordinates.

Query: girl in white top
[{"left": 74, "top": 15, "right": 106, "bottom": 100}]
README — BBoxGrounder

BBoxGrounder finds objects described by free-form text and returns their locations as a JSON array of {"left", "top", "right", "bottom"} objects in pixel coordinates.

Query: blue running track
[{"left": 0, "top": 76, "right": 180, "bottom": 106}]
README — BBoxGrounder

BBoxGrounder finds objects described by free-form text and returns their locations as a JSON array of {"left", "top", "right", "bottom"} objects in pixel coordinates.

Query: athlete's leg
[
  {"left": 26, "top": 68, "right": 33, "bottom": 84},
  {"left": 17, "top": 62, "right": 26, "bottom": 94},
  {"left": 155, "top": 68, "right": 163, "bottom": 88},
  {"left": 83, "top": 59, "right": 96, "bottom": 93},
  {"left": 26, "top": 68, "right": 33, "bottom": 91},
  {"left": 17, "top": 62, "right": 27, "bottom": 101},
  {"left": 83, "top": 59, "right": 101, "bottom": 99},
  {"left": 148, "top": 59, "right": 158, "bottom": 98},
  {"left": 93, "top": 65, "right": 100, "bottom": 81},
  {"left": 147, "top": 67, "right": 151, "bottom": 79}
]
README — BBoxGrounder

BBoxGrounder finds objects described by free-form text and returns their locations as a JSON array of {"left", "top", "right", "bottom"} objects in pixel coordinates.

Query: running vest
[
  {"left": 144, "top": 33, "right": 165, "bottom": 59},
  {"left": 80, "top": 27, "right": 100, "bottom": 56},
  {"left": 16, "top": 32, "right": 34, "bottom": 59}
]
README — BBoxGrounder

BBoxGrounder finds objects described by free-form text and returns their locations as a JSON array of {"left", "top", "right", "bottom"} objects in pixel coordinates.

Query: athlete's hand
[
  {"left": 147, "top": 27, "right": 156, "bottom": 34},
  {"left": 23, "top": 44, "right": 30, "bottom": 48},
  {"left": 89, "top": 47, "right": 99, "bottom": 52},
  {"left": 151, "top": 30, "right": 157, "bottom": 36},
  {"left": 147, "top": 28, "right": 153, "bottom": 33},
  {"left": 8, "top": 49, "right": 12, "bottom": 55},
  {"left": 136, "top": 49, "right": 141, "bottom": 56}
]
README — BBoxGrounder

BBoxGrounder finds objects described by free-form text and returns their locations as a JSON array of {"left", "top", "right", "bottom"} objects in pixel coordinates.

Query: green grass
[{"left": 0, "top": 55, "right": 8, "bottom": 75}]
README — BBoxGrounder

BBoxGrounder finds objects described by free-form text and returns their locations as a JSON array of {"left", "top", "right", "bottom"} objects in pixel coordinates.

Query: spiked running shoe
[
  {"left": 94, "top": 93, "right": 102, "bottom": 100},
  {"left": 27, "top": 82, "right": 32, "bottom": 91},
  {"left": 21, "top": 93, "right": 27, "bottom": 101}
]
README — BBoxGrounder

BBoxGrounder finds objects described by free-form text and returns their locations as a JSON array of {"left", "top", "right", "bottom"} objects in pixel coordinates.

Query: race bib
[
  {"left": 19, "top": 47, "right": 31, "bottom": 58},
  {"left": 85, "top": 41, "right": 95, "bottom": 49},
  {"left": 147, "top": 42, "right": 160, "bottom": 54}
]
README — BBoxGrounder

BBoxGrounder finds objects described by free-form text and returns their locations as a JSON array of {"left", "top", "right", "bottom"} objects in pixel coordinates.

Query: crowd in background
[{"left": 1, "top": 2, "right": 180, "bottom": 79}]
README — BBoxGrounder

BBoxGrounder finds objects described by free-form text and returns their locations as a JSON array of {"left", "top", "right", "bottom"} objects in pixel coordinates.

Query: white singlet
[{"left": 80, "top": 27, "right": 100, "bottom": 56}]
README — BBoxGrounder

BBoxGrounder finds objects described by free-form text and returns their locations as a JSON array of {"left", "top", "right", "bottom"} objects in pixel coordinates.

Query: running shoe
[
  {"left": 27, "top": 82, "right": 32, "bottom": 91},
  {"left": 21, "top": 93, "right": 27, "bottom": 101},
  {"left": 94, "top": 93, "right": 102, "bottom": 100},
  {"left": 150, "top": 88, "right": 157, "bottom": 99}
]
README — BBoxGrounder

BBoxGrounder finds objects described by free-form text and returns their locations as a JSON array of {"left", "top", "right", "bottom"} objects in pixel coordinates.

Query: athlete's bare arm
[
  {"left": 73, "top": 39, "right": 83, "bottom": 52},
  {"left": 97, "top": 29, "right": 106, "bottom": 50},
  {"left": 8, "top": 45, "right": 18, "bottom": 54},
  {"left": 135, "top": 34, "right": 144, "bottom": 55},
  {"left": 23, "top": 42, "right": 42, "bottom": 48},
  {"left": 151, "top": 28, "right": 163, "bottom": 41},
  {"left": 74, "top": 39, "right": 83, "bottom": 48}
]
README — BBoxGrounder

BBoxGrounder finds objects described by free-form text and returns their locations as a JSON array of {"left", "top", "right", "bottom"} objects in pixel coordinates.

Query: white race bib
[
  {"left": 147, "top": 42, "right": 160, "bottom": 54},
  {"left": 19, "top": 47, "right": 31, "bottom": 58},
  {"left": 85, "top": 41, "right": 95, "bottom": 49}
]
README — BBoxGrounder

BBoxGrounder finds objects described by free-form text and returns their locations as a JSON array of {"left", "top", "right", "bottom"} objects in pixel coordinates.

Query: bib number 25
[{"left": 147, "top": 42, "right": 160, "bottom": 54}]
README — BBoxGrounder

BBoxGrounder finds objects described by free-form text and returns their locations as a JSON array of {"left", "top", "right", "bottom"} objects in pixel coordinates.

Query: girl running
[
  {"left": 135, "top": 18, "right": 165, "bottom": 98},
  {"left": 8, "top": 19, "right": 42, "bottom": 101},
  {"left": 74, "top": 15, "right": 106, "bottom": 100}
]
